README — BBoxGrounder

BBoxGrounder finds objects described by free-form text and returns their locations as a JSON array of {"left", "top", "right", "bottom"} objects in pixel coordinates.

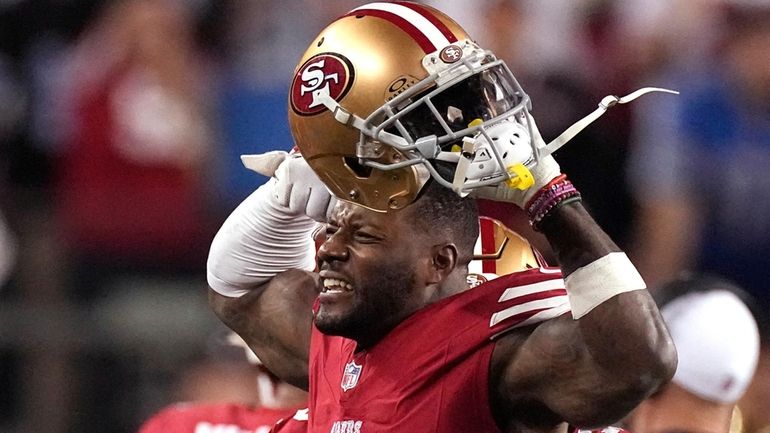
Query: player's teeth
[{"left": 323, "top": 278, "right": 353, "bottom": 292}]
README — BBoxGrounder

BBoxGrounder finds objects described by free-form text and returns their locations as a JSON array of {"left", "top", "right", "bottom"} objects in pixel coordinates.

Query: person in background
[
  {"left": 626, "top": 0, "right": 770, "bottom": 328},
  {"left": 55, "top": 0, "right": 217, "bottom": 296},
  {"left": 138, "top": 332, "right": 307, "bottom": 433},
  {"left": 623, "top": 273, "right": 760, "bottom": 433},
  {"left": 625, "top": 4, "right": 770, "bottom": 430}
]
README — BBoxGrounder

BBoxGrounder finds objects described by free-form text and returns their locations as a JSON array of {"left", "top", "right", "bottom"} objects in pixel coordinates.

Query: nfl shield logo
[{"left": 341, "top": 361, "right": 363, "bottom": 391}]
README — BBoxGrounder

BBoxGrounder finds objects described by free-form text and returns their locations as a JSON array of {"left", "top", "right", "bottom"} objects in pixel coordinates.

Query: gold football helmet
[
  {"left": 288, "top": 1, "right": 534, "bottom": 212},
  {"left": 467, "top": 216, "right": 546, "bottom": 287}
]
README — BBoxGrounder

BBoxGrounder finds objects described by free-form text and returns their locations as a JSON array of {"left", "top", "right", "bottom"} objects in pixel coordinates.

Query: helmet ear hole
[{"left": 344, "top": 156, "right": 373, "bottom": 178}]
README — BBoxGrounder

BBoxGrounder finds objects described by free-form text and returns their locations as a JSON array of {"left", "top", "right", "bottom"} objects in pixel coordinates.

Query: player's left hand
[{"left": 468, "top": 113, "right": 561, "bottom": 208}]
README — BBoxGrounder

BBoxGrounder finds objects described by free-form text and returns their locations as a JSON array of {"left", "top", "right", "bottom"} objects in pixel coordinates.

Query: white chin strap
[
  {"left": 540, "top": 87, "right": 679, "bottom": 158},
  {"left": 444, "top": 86, "right": 679, "bottom": 193}
]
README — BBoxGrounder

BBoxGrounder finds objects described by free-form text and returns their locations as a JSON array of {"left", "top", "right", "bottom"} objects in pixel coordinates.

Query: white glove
[
  {"left": 207, "top": 151, "right": 337, "bottom": 297},
  {"left": 241, "top": 150, "right": 337, "bottom": 222},
  {"left": 469, "top": 113, "right": 561, "bottom": 208}
]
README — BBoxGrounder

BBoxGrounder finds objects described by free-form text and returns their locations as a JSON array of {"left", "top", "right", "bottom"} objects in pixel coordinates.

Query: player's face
[{"left": 315, "top": 201, "right": 431, "bottom": 346}]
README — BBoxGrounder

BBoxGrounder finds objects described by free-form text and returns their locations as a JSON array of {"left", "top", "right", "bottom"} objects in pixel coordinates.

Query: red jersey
[
  {"left": 270, "top": 408, "right": 310, "bottom": 433},
  {"left": 308, "top": 267, "right": 570, "bottom": 433},
  {"left": 138, "top": 403, "right": 299, "bottom": 433}
]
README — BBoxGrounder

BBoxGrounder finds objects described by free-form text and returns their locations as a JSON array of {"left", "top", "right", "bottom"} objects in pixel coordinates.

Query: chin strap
[
  {"left": 314, "top": 84, "right": 678, "bottom": 196},
  {"left": 541, "top": 87, "right": 679, "bottom": 158}
]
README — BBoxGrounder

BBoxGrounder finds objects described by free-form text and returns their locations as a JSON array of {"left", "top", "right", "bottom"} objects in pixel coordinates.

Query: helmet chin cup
[{"left": 451, "top": 120, "right": 536, "bottom": 194}]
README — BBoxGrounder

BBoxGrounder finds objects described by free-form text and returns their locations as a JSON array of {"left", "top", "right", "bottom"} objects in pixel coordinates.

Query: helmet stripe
[
  {"left": 348, "top": 2, "right": 452, "bottom": 53},
  {"left": 393, "top": 1, "right": 458, "bottom": 44},
  {"left": 347, "top": 8, "right": 435, "bottom": 52},
  {"left": 480, "top": 217, "right": 497, "bottom": 274}
]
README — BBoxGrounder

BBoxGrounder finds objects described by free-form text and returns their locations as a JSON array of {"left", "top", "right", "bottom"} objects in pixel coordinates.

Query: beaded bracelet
[
  {"left": 524, "top": 174, "right": 568, "bottom": 212},
  {"left": 525, "top": 177, "right": 582, "bottom": 230}
]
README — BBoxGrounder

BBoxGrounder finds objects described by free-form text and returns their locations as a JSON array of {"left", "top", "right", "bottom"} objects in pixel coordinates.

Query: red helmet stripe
[
  {"left": 346, "top": 8, "right": 436, "bottom": 52},
  {"left": 479, "top": 217, "right": 497, "bottom": 274},
  {"left": 347, "top": 2, "right": 457, "bottom": 54},
  {"left": 392, "top": 1, "right": 459, "bottom": 44}
]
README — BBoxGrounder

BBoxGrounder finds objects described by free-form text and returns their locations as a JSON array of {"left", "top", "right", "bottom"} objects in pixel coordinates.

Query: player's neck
[
  {"left": 351, "top": 276, "right": 469, "bottom": 351},
  {"left": 436, "top": 271, "right": 473, "bottom": 299}
]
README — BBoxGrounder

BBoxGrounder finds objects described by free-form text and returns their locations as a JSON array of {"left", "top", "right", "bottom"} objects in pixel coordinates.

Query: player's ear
[{"left": 427, "top": 243, "right": 458, "bottom": 284}]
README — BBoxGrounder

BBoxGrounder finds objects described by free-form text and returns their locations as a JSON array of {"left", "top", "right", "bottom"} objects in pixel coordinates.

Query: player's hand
[
  {"left": 241, "top": 151, "right": 338, "bottom": 222},
  {"left": 469, "top": 113, "right": 561, "bottom": 208}
]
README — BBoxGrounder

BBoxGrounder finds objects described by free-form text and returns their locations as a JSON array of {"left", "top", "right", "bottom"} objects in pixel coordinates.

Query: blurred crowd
[{"left": 0, "top": 0, "right": 768, "bottom": 432}]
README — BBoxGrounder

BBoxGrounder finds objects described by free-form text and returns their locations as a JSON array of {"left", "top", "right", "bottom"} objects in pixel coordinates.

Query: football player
[{"left": 207, "top": 2, "right": 676, "bottom": 432}]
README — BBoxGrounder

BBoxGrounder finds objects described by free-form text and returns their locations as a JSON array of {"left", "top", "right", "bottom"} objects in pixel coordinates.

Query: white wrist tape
[
  {"left": 207, "top": 179, "right": 318, "bottom": 298},
  {"left": 565, "top": 252, "right": 646, "bottom": 319}
]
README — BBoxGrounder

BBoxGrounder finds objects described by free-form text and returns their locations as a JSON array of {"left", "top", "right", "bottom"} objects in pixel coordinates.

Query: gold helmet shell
[
  {"left": 467, "top": 216, "right": 545, "bottom": 287},
  {"left": 289, "top": 2, "right": 532, "bottom": 212}
]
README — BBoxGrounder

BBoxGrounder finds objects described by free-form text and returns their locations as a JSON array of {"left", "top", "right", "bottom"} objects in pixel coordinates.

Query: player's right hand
[{"left": 242, "top": 151, "right": 338, "bottom": 223}]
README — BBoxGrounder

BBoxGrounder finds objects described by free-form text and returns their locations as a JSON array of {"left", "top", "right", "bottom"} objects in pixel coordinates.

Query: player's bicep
[
  {"left": 494, "top": 315, "right": 639, "bottom": 428},
  {"left": 208, "top": 268, "right": 319, "bottom": 390}
]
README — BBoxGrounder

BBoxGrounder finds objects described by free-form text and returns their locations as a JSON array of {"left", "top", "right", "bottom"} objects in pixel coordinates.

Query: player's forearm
[
  {"left": 206, "top": 180, "right": 318, "bottom": 298},
  {"left": 208, "top": 271, "right": 317, "bottom": 390},
  {"left": 206, "top": 179, "right": 317, "bottom": 381},
  {"left": 541, "top": 201, "right": 677, "bottom": 400},
  {"left": 207, "top": 152, "right": 336, "bottom": 298},
  {"left": 206, "top": 153, "right": 336, "bottom": 388},
  {"left": 538, "top": 201, "right": 618, "bottom": 276}
]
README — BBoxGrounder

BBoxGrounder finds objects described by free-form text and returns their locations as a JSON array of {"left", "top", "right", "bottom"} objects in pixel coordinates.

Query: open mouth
[{"left": 321, "top": 278, "right": 355, "bottom": 294}]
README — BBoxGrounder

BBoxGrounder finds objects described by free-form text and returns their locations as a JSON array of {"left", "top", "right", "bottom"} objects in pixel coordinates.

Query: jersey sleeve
[{"left": 486, "top": 267, "right": 571, "bottom": 339}]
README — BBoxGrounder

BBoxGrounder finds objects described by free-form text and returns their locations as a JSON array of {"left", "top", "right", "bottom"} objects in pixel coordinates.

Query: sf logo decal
[
  {"left": 291, "top": 53, "right": 355, "bottom": 116},
  {"left": 300, "top": 59, "right": 338, "bottom": 107},
  {"left": 440, "top": 45, "right": 463, "bottom": 63}
]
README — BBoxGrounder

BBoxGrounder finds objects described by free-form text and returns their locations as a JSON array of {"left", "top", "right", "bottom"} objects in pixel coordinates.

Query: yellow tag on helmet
[
  {"left": 506, "top": 163, "right": 535, "bottom": 190},
  {"left": 468, "top": 118, "right": 483, "bottom": 128}
]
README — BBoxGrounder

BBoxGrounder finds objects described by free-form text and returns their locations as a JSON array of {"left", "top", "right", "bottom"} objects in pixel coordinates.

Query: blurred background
[{"left": 0, "top": 0, "right": 768, "bottom": 432}]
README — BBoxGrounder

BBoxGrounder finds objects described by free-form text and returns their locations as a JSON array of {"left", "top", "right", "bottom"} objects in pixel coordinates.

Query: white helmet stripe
[
  {"left": 350, "top": 2, "right": 452, "bottom": 52},
  {"left": 470, "top": 234, "right": 484, "bottom": 275}
]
